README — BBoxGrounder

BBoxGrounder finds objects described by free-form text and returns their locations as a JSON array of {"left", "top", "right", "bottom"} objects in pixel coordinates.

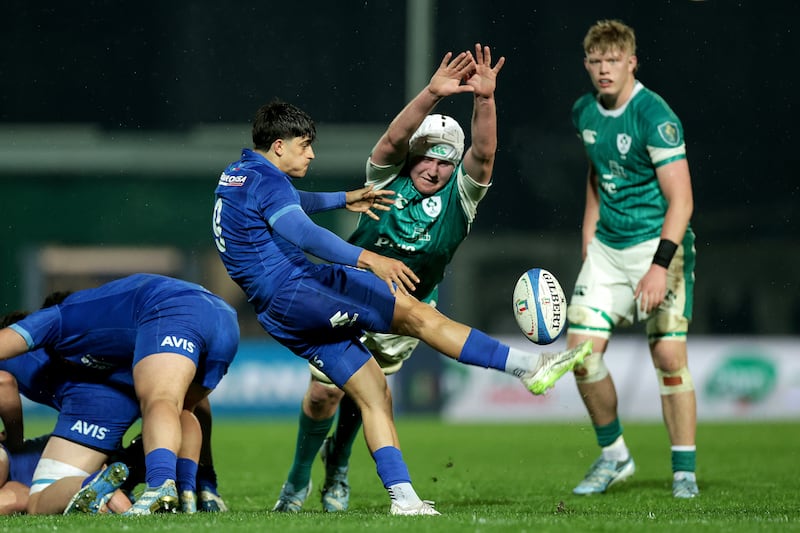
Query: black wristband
[{"left": 652, "top": 239, "right": 678, "bottom": 268}]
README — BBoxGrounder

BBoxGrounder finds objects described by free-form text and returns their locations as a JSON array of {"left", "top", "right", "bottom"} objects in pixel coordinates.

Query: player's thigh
[
  {"left": 133, "top": 352, "right": 197, "bottom": 404},
  {"left": 390, "top": 290, "right": 443, "bottom": 336},
  {"left": 266, "top": 265, "right": 396, "bottom": 335},
  {"left": 39, "top": 436, "right": 107, "bottom": 472},
  {"left": 569, "top": 239, "right": 637, "bottom": 331}
]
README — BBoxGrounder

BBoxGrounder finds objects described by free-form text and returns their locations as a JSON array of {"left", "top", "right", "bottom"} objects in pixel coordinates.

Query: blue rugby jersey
[
  {"left": 213, "top": 149, "right": 361, "bottom": 312},
  {"left": 8, "top": 273, "right": 238, "bottom": 377}
]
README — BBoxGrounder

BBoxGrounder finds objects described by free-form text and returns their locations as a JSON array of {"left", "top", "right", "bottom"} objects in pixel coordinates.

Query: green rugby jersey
[
  {"left": 572, "top": 81, "right": 691, "bottom": 248},
  {"left": 348, "top": 164, "right": 484, "bottom": 301}
]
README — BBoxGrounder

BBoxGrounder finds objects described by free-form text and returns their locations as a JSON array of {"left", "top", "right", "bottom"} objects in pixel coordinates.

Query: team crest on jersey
[
  {"left": 657, "top": 121, "right": 680, "bottom": 146},
  {"left": 616, "top": 133, "right": 632, "bottom": 156},
  {"left": 422, "top": 196, "right": 442, "bottom": 218}
]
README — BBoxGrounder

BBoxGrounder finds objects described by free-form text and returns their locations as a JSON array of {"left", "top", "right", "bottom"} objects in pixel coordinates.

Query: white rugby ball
[{"left": 513, "top": 268, "right": 567, "bottom": 345}]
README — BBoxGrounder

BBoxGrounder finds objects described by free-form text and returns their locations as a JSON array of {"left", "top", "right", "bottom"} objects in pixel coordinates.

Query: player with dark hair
[
  {"left": 212, "top": 47, "right": 591, "bottom": 515},
  {"left": 273, "top": 43, "right": 509, "bottom": 513},
  {"left": 0, "top": 273, "right": 240, "bottom": 514},
  {"left": 565, "top": 19, "right": 698, "bottom": 498}
]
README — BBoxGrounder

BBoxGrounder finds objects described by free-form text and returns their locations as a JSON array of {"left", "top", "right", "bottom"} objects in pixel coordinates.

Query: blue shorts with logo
[
  {"left": 258, "top": 264, "right": 396, "bottom": 388},
  {"left": 50, "top": 380, "right": 140, "bottom": 454},
  {"left": 127, "top": 292, "right": 240, "bottom": 391}
]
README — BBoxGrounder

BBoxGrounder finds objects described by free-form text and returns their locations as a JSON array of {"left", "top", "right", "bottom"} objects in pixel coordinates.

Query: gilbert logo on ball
[{"left": 513, "top": 268, "right": 566, "bottom": 345}]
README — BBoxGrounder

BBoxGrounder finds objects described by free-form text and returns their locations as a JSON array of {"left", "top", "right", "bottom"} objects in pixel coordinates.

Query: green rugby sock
[
  {"left": 594, "top": 418, "right": 623, "bottom": 447},
  {"left": 287, "top": 409, "right": 334, "bottom": 488},
  {"left": 671, "top": 447, "right": 696, "bottom": 473}
]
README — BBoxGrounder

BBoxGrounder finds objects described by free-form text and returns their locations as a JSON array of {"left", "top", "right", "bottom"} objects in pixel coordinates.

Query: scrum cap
[{"left": 408, "top": 114, "right": 465, "bottom": 164}]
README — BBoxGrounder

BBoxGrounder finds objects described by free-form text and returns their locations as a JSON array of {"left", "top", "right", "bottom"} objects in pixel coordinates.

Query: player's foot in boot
[
  {"left": 521, "top": 340, "right": 592, "bottom": 394},
  {"left": 320, "top": 437, "right": 350, "bottom": 512},
  {"left": 64, "top": 462, "right": 129, "bottom": 514},
  {"left": 272, "top": 480, "right": 311, "bottom": 513}
]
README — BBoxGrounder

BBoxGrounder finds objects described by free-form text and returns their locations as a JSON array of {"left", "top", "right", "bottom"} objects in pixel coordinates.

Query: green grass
[{"left": 6, "top": 418, "right": 800, "bottom": 531}]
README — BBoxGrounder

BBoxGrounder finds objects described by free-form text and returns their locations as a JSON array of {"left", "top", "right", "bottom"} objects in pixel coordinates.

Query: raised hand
[
  {"left": 465, "top": 43, "right": 505, "bottom": 98},
  {"left": 427, "top": 51, "right": 477, "bottom": 98}
]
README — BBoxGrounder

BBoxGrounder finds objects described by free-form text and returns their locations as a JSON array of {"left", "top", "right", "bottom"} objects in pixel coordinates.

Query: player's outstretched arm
[
  {"left": 370, "top": 50, "right": 476, "bottom": 167},
  {"left": 462, "top": 43, "right": 504, "bottom": 185}
]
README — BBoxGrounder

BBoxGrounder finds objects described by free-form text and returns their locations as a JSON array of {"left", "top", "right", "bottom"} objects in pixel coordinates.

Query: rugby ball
[{"left": 513, "top": 268, "right": 567, "bottom": 345}]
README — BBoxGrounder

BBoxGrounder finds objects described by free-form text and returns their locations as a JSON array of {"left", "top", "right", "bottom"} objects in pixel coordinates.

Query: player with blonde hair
[{"left": 566, "top": 19, "right": 698, "bottom": 498}]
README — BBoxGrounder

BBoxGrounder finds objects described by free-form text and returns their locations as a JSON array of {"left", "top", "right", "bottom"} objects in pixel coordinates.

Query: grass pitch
[{"left": 7, "top": 418, "right": 800, "bottom": 532}]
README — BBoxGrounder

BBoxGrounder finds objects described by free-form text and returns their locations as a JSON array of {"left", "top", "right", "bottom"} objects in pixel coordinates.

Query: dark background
[{"left": 2, "top": 1, "right": 797, "bottom": 334}]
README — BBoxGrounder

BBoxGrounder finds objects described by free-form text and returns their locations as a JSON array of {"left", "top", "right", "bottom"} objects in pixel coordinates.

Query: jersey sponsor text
[
  {"left": 70, "top": 420, "right": 108, "bottom": 440},
  {"left": 160, "top": 335, "right": 196, "bottom": 353}
]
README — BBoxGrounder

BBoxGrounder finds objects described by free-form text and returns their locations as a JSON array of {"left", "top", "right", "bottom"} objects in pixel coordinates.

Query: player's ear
[
  {"left": 628, "top": 55, "right": 638, "bottom": 73},
  {"left": 271, "top": 138, "right": 284, "bottom": 156}
]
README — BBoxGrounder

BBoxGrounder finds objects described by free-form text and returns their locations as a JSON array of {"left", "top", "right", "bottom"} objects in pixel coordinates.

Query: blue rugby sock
[
  {"left": 457, "top": 329, "right": 510, "bottom": 371},
  {"left": 145, "top": 448, "right": 178, "bottom": 487},
  {"left": 372, "top": 446, "right": 411, "bottom": 488},
  {"left": 177, "top": 458, "right": 198, "bottom": 493}
]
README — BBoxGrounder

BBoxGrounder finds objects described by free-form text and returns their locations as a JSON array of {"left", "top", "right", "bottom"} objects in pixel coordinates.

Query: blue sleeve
[
  {"left": 9, "top": 323, "right": 36, "bottom": 350},
  {"left": 297, "top": 191, "right": 346, "bottom": 215},
  {"left": 271, "top": 207, "right": 363, "bottom": 266},
  {"left": 8, "top": 307, "right": 61, "bottom": 350}
]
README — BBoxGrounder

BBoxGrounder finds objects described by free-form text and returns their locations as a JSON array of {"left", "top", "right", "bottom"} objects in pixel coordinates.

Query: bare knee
[
  {"left": 342, "top": 361, "right": 393, "bottom": 417},
  {"left": 391, "top": 294, "right": 442, "bottom": 338},
  {"left": 304, "top": 379, "right": 345, "bottom": 419},
  {"left": 650, "top": 341, "right": 688, "bottom": 373},
  {"left": 358, "top": 384, "right": 393, "bottom": 420}
]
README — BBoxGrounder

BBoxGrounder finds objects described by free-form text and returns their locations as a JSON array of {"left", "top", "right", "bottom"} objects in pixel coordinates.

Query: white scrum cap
[{"left": 408, "top": 114, "right": 465, "bottom": 164}]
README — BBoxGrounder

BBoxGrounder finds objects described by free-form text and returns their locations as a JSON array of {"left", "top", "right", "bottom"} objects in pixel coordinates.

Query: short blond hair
[{"left": 583, "top": 19, "right": 636, "bottom": 56}]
